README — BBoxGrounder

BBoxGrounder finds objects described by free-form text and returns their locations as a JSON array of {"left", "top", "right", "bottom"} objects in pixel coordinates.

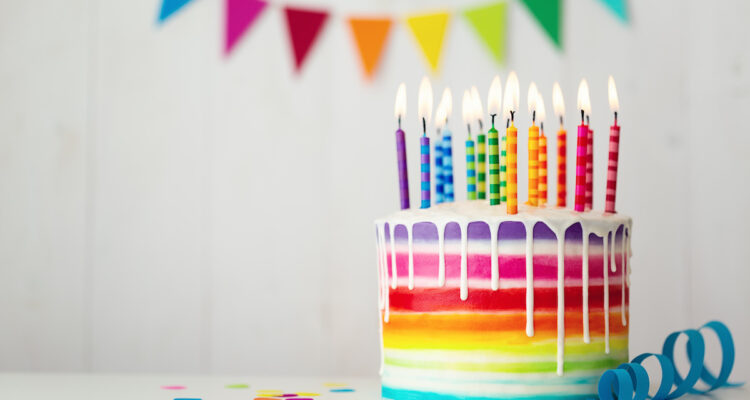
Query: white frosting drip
[
  {"left": 489, "top": 221, "right": 500, "bottom": 291},
  {"left": 555, "top": 229, "right": 565, "bottom": 376},
  {"left": 582, "top": 231, "right": 590, "bottom": 344},
  {"left": 437, "top": 222, "right": 447, "bottom": 287},
  {"left": 525, "top": 222, "right": 535, "bottom": 337},
  {"left": 374, "top": 201, "right": 633, "bottom": 376},
  {"left": 408, "top": 224, "right": 414, "bottom": 290},
  {"left": 603, "top": 232, "right": 610, "bottom": 354},
  {"left": 460, "top": 222, "right": 469, "bottom": 300},
  {"left": 390, "top": 223, "right": 397, "bottom": 290}
]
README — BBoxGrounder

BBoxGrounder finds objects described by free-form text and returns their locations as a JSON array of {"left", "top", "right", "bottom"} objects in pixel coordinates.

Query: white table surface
[{"left": 0, "top": 374, "right": 746, "bottom": 399}]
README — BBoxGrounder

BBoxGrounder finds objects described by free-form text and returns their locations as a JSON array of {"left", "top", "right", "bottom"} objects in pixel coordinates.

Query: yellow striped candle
[{"left": 527, "top": 82, "right": 539, "bottom": 206}]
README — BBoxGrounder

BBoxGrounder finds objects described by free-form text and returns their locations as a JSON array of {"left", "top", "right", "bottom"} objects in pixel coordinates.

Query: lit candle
[
  {"left": 537, "top": 92, "right": 548, "bottom": 206},
  {"left": 500, "top": 128, "right": 507, "bottom": 203},
  {"left": 553, "top": 83, "right": 567, "bottom": 207},
  {"left": 471, "top": 87, "right": 487, "bottom": 200},
  {"left": 505, "top": 72, "right": 520, "bottom": 214},
  {"left": 434, "top": 125, "right": 444, "bottom": 204},
  {"left": 394, "top": 83, "right": 410, "bottom": 210},
  {"left": 605, "top": 76, "right": 621, "bottom": 213},
  {"left": 527, "top": 82, "right": 540, "bottom": 206},
  {"left": 463, "top": 90, "right": 476, "bottom": 200},
  {"left": 418, "top": 77, "right": 433, "bottom": 209},
  {"left": 487, "top": 76, "right": 503, "bottom": 206},
  {"left": 586, "top": 114, "right": 594, "bottom": 211},
  {"left": 438, "top": 88, "right": 455, "bottom": 202},
  {"left": 575, "top": 79, "right": 591, "bottom": 212}
]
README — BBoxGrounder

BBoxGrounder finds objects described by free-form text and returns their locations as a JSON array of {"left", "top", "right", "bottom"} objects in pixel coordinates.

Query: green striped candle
[{"left": 488, "top": 121, "right": 500, "bottom": 205}]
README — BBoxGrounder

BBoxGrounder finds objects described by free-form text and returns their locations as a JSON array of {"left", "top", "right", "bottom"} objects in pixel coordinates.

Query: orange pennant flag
[{"left": 347, "top": 17, "right": 392, "bottom": 79}]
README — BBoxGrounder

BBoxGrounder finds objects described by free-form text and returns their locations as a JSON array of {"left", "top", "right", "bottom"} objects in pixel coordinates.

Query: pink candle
[
  {"left": 605, "top": 76, "right": 621, "bottom": 213},
  {"left": 585, "top": 121, "right": 593, "bottom": 211},
  {"left": 574, "top": 80, "right": 591, "bottom": 212}
]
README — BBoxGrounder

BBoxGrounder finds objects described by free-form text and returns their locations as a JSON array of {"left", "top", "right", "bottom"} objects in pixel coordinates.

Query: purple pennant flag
[{"left": 225, "top": 0, "right": 267, "bottom": 56}]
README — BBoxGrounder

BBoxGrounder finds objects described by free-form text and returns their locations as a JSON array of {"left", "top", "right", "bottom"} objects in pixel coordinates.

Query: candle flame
[
  {"left": 537, "top": 92, "right": 546, "bottom": 124},
  {"left": 577, "top": 79, "right": 591, "bottom": 116},
  {"left": 394, "top": 83, "right": 406, "bottom": 120},
  {"left": 462, "top": 90, "right": 473, "bottom": 128},
  {"left": 418, "top": 76, "right": 433, "bottom": 126},
  {"left": 608, "top": 75, "right": 619, "bottom": 113},
  {"left": 552, "top": 82, "right": 565, "bottom": 118},
  {"left": 471, "top": 86, "right": 483, "bottom": 124},
  {"left": 527, "top": 82, "right": 539, "bottom": 115},
  {"left": 503, "top": 71, "right": 519, "bottom": 120},
  {"left": 487, "top": 76, "right": 502, "bottom": 117},
  {"left": 435, "top": 88, "right": 452, "bottom": 129}
]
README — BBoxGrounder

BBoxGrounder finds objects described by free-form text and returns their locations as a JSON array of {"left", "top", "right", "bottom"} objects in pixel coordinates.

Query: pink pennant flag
[
  {"left": 283, "top": 6, "right": 329, "bottom": 72},
  {"left": 225, "top": 0, "right": 267, "bottom": 56}
]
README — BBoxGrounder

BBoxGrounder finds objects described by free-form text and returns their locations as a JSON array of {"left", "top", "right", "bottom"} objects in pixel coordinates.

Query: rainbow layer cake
[{"left": 374, "top": 201, "right": 632, "bottom": 399}]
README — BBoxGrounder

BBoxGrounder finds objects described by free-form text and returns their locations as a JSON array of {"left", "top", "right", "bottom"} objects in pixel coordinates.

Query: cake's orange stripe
[{"left": 384, "top": 311, "right": 628, "bottom": 337}]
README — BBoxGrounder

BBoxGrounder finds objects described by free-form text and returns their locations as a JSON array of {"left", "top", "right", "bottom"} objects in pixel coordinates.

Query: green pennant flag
[
  {"left": 464, "top": 2, "right": 507, "bottom": 64},
  {"left": 598, "top": 0, "right": 628, "bottom": 23},
  {"left": 520, "top": 0, "right": 562, "bottom": 49}
]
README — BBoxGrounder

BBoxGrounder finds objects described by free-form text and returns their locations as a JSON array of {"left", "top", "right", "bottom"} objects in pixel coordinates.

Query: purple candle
[{"left": 394, "top": 83, "right": 410, "bottom": 209}]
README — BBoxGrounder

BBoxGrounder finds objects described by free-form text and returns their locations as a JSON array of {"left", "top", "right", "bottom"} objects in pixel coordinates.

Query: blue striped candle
[
  {"left": 442, "top": 130, "right": 454, "bottom": 202},
  {"left": 420, "top": 135, "right": 431, "bottom": 208},
  {"left": 434, "top": 138, "right": 444, "bottom": 204}
]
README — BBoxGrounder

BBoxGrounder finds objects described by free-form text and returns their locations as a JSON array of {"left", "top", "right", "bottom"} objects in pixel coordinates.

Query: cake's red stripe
[{"left": 388, "top": 285, "right": 624, "bottom": 313}]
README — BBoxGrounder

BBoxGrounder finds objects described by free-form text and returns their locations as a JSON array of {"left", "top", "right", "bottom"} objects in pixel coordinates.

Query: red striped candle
[
  {"left": 574, "top": 80, "right": 591, "bottom": 212},
  {"left": 605, "top": 76, "right": 621, "bottom": 213},
  {"left": 553, "top": 83, "right": 566, "bottom": 207},
  {"left": 585, "top": 123, "right": 593, "bottom": 210}
]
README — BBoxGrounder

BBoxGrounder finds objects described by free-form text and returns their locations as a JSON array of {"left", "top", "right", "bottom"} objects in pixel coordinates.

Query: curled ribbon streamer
[{"left": 598, "top": 321, "right": 744, "bottom": 400}]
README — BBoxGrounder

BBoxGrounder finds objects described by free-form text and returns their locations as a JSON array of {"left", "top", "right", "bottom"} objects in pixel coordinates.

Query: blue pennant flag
[
  {"left": 598, "top": 0, "right": 628, "bottom": 23},
  {"left": 158, "top": 0, "right": 196, "bottom": 24}
]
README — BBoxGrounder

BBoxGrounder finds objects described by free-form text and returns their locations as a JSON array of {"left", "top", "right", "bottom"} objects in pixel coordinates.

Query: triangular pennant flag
[
  {"left": 224, "top": 0, "right": 267, "bottom": 56},
  {"left": 347, "top": 17, "right": 392, "bottom": 79},
  {"left": 598, "top": 0, "right": 628, "bottom": 23},
  {"left": 406, "top": 11, "right": 450, "bottom": 73},
  {"left": 283, "top": 7, "right": 330, "bottom": 72},
  {"left": 520, "top": 0, "right": 562, "bottom": 49},
  {"left": 463, "top": 2, "right": 507, "bottom": 64},
  {"left": 157, "top": 0, "right": 196, "bottom": 24}
]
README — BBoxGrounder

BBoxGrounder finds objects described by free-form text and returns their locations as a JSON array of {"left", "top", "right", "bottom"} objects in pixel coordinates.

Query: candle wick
[
  {"left": 559, "top": 115, "right": 564, "bottom": 127},
  {"left": 510, "top": 110, "right": 515, "bottom": 123},
  {"left": 467, "top": 123, "right": 472, "bottom": 138},
  {"left": 398, "top": 115, "right": 401, "bottom": 130},
  {"left": 540, "top": 122, "right": 544, "bottom": 133},
  {"left": 490, "top": 114, "right": 496, "bottom": 129},
  {"left": 422, "top": 117, "right": 426, "bottom": 136},
  {"left": 478, "top": 119, "right": 484, "bottom": 131},
  {"left": 580, "top": 109, "right": 584, "bottom": 124},
  {"left": 614, "top": 111, "right": 618, "bottom": 126},
  {"left": 586, "top": 115, "right": 590, "bottom": 126},
  {"left": 532, "top": 110, "right": 536, "bottom": 124},
  {"left": 506, "top": 119, "right": 509, "bottom": 129}
]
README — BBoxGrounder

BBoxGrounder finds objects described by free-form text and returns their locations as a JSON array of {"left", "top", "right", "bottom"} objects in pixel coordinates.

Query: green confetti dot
[{"left": 225, "top": 383, "right": 250, "bottom": 389}]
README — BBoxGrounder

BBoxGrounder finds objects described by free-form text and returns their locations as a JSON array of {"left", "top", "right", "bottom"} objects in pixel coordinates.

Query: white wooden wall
[{"left": 0, "top": 0, "right": 748, "bottom": 379}]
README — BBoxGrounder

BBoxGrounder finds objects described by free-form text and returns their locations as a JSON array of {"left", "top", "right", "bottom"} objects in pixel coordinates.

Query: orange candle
[
  {"left": 537, "top": 92, "right": 548, "bottom": 206},
  {"left": 527, "top": 82, "right": 539, "bottom": 206},
  {"left": 553, "top": 83, "right": 567, "bottom": 207},
  {"left": 504, "top": 72, "right": 520, "bottom": 214}
]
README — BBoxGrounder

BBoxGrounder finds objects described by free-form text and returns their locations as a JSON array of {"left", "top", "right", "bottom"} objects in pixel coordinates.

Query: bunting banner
[
  {"left": 348, "top": 17, "right": 393, "bottom": 79},
  {"left": 158, "top": 0, "right": 625, "bottom": 78},
  {"left": 520, "top": 0, "right": 562, "bottom": 49},
  {"left": 284, "top": 6, "right": 330, "bottom": 72},
  {"left": 157, "top": 0, "right": 195, "bottom": 23},
  {"left": 224, "top": 0, "right": 267, "bottom": 56},
  {"left": 406, "top": 11, "right": 450, "bottom": 72},
  {"left": 598, "top": 0, "right": 628, "bottom": 23},
  {"left": 463, "top": 2, "right": 507, "bottom": 64}
]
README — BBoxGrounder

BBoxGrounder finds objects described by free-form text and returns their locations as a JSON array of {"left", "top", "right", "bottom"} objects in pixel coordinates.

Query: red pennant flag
[
  {"left": 283, "top": 6, "right": 329, "bottom": 72},
  {"left": 347, "top": 17, "right": 392, "bottom": 79},
  {"left": 224, "top": 0, "right": 267, "bottom": 56}
]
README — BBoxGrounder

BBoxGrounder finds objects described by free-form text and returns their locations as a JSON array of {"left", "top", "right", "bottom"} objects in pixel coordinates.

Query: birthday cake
[{"left": 375, "top": 203, "right": 631, "bottom": 399}]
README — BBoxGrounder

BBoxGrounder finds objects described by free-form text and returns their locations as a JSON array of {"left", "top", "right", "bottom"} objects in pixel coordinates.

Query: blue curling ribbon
[{"left": 597, "top": 321, "right": 743, "bottom": 400}]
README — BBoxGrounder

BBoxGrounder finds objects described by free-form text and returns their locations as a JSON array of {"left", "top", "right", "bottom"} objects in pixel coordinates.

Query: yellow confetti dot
[
  {"left": 296, "top": 392, "right": 321, "bottom": 396},
  {"left": 323, "top": 383, "right": 348, "bottom": 388}
]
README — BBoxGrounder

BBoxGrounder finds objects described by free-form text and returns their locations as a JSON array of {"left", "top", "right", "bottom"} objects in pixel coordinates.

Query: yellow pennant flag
[{"left": 406, "top": 11, "right": 450, "bottom": 73}]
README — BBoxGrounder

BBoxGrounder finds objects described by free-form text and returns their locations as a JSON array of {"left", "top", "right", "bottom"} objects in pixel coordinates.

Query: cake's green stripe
[{"left": 385, "top": 356, "right": 627, "bottom": 374}]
